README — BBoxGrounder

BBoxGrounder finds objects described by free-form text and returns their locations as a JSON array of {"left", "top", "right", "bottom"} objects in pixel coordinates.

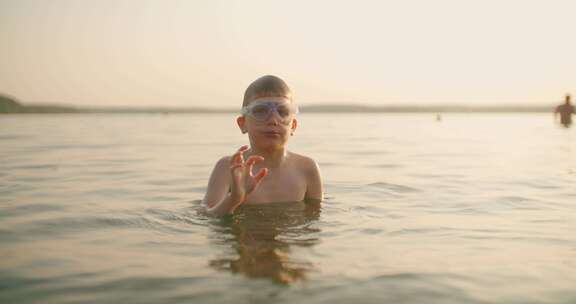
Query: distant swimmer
[{"left": 555, "top": 94, "right": 575, "bottom": 127}]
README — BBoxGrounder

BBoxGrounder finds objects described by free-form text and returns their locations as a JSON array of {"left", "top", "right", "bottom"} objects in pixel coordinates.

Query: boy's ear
[
  {"left": 237, "top": 116, "right": 247, "bottom": 134},
  {"left": 290, "top": 118, "right": 298, "bottom": 135}
]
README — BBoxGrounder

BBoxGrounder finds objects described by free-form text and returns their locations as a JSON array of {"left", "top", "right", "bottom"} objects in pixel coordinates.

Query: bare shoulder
[
  {"left": 203, "top": 155, "right": 233, "bottom": 208},
  {"left": 215, "top": 155, "right": 232, "bottom": 167},
  {"left": 209, "top": 156, "right": 232, "bottom": 179},
  {"left": 288, "top": 152, "right": 323, "bottom": 201},
  {"left": 287, "top": 151, "right": 320, "bottom": 173}
]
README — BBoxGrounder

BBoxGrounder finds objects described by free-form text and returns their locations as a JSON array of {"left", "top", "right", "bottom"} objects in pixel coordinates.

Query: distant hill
[
  {"left": 1, "top": 94, "right": 79, "bottom": 113},
  {"left": 0, "top": 94, "right": 555, "bottom": 114},
  {"left": 0, "top": 94, "right": 24, "bottom": 113}
]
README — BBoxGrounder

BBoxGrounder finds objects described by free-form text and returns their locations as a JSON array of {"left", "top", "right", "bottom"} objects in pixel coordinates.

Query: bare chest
[{"left": 245, "top": 168, "right": 307, "bottom": 204}]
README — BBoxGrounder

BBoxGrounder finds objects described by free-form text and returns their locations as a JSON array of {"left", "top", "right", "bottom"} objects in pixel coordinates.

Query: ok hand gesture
[{"left": 229, "top": 145, "right": 268, "bottom": 206}]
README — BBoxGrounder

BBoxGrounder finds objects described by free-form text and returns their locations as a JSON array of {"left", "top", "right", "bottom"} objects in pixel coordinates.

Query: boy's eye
[
  {"left": 276, "top": 105, "right": 291, "bottom": 117},
  {"left": 251, "top": 105, "right": 270, "bottom": 116}
]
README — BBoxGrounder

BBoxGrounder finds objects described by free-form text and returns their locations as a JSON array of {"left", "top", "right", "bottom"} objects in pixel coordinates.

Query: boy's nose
[{"left": 266, "top": 110, "right": 281, "bottom": 125}]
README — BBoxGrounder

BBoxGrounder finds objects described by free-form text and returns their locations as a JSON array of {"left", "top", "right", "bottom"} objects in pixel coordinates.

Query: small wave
[
  {"left": 146, "top": 205, "right": 209, "bottom": 227},
  {"left": 0, "top": 203, "right": 66, "bottom": 218},
  {"left": 369, "top": 164, "right": 402, "bottom": 169},
  {"left": 143, "top": 178, "right": 194, "bottom": 186},
  {"left": 0, "top": 134, "right": 33, "bottom": 140},
  {"left": 490, "top": 196, "right": 552, "bottom": 211},
  {"left": 2, "top": 164, "right": 60, "bottom": 170},
  {"left": 5, "top": 274, "right": 208, "bottom": 303},
  {"left": 317, "top": 162, "right": 339, "bottom": 167},
  {"left": 508, "top": 180, "right": 563, "bottom": 190},
  {"left": 16, "top": 144, "right": 114, "bottom": 153},
  {"left": 367, "top": 182, "right": 421, "bottom": 193},
  {"left": 9, "top": 214, "right": 196, "bottom": 240},
  {"left": 343, "top": 150, "right": 391, "bottom": 156},
  {"left": 307, "top": 272, "right": 477, "bottom": 303}
]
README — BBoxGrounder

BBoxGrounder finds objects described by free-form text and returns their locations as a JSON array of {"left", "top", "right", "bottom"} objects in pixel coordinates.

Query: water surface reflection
[{"left": 208, "top": 201, "right": 321, "bottom": 285}]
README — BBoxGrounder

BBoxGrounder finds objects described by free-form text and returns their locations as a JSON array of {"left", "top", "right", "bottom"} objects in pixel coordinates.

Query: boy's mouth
[{"left": 261, "top": 130, "right": 282, "bottom": 138}]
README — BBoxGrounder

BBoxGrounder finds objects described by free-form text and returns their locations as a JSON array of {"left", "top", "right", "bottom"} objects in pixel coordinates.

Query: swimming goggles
[{"left": 241, "top": 100, "right": 299, "bottom": 124}]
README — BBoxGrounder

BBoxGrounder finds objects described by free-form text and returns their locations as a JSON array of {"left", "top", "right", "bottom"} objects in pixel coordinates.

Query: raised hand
[{"left": 229, "top": 145, "right": 268, "bottom": 206}]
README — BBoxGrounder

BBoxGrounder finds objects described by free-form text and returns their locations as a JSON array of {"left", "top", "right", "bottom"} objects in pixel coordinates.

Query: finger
[
  {"left": 231, "top": 145, "right": 249, "bottom": 165},
  {"left": 229, "top": 163, "right": 243, "bottom": 175},
  {"left": 237, "top": 145, "right": 249, "bottom": 163},
  {"left": 245, "top": 155, "right": 264, "bottom": 166},
  {"left": 245, "top": 156, "right": 265, "bottom": 177},
  {"left": 237, "top": 145, "right": 249, "bottom": 153},
  {"left": 253, "top": 168, "right": 268, "bottom": 185},
  {"left": 230, "top": 152, "right": 240, "bottom": 165},
  {"left": 229, "top": 163, "right": 242, "bottom": 171}
]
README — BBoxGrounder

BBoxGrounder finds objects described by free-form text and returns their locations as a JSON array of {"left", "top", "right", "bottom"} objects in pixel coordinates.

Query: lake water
[{"left": 1, "top": 113, "right": 575, "bottom": 303}]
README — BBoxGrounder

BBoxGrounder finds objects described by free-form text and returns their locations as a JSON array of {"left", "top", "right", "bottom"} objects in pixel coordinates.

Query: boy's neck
[{"left": 248, "top": 147, "right": 287, "bottom": 168}]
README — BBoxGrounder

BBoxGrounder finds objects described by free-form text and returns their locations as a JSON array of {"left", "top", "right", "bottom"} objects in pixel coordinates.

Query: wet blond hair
[{"left": 242, "top": 75, "right": 293, "bottom": 107}]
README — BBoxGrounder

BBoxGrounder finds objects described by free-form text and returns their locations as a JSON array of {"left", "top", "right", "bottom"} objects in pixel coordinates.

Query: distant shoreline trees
[
  {"left": 0, "top": 94, "right": 24, "bottom": 113},
  {"left": 0, "top": 93, "right": 555, "bottom": 114}
]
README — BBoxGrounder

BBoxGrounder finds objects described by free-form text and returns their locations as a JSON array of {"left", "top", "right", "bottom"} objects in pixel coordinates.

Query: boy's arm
[
  {"left": 202, "top": 157, "right": 238, "bottom": 215},
  {"left": 304, "top": 159, "right": 323, "bottom": 201},
  {"left": 205, "top": 193, "right": 244, "bottom": 217}
]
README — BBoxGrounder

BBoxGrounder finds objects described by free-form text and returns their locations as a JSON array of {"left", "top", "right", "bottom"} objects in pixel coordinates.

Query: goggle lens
[{"left": 242, "top": 101, "right": 297, "bottom": 123}]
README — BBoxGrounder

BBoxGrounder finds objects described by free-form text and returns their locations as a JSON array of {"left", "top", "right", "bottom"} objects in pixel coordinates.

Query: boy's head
[
  {"left": 237, "top": 75, "right": 298, "bottom": 150},
  {"left": 242, "top": 75, "right": 293, "bottom": 107},
  {"left": 565, "top": 94, "right": 571, "bottom": 105}
]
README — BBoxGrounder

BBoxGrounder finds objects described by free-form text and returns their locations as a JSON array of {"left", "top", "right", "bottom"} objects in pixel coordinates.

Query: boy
[{"left": 203, "top": 75, "right": 323, "bottom": 216}]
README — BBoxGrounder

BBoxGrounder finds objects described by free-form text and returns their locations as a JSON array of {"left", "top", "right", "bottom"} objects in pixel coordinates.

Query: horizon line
[{"left": 0, "top": 95, "right": 560, "bottom": 113}]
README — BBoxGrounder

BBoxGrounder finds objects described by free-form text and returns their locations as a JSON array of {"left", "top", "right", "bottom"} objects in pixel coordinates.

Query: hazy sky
[{"left": 1, "top": 0, "right": 575, "bottom": 107}]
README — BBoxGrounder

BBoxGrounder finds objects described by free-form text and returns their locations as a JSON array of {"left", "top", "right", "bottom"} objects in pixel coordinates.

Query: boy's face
[{"left": 237, "top": 96, "right": 298, "bottom": 151}]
